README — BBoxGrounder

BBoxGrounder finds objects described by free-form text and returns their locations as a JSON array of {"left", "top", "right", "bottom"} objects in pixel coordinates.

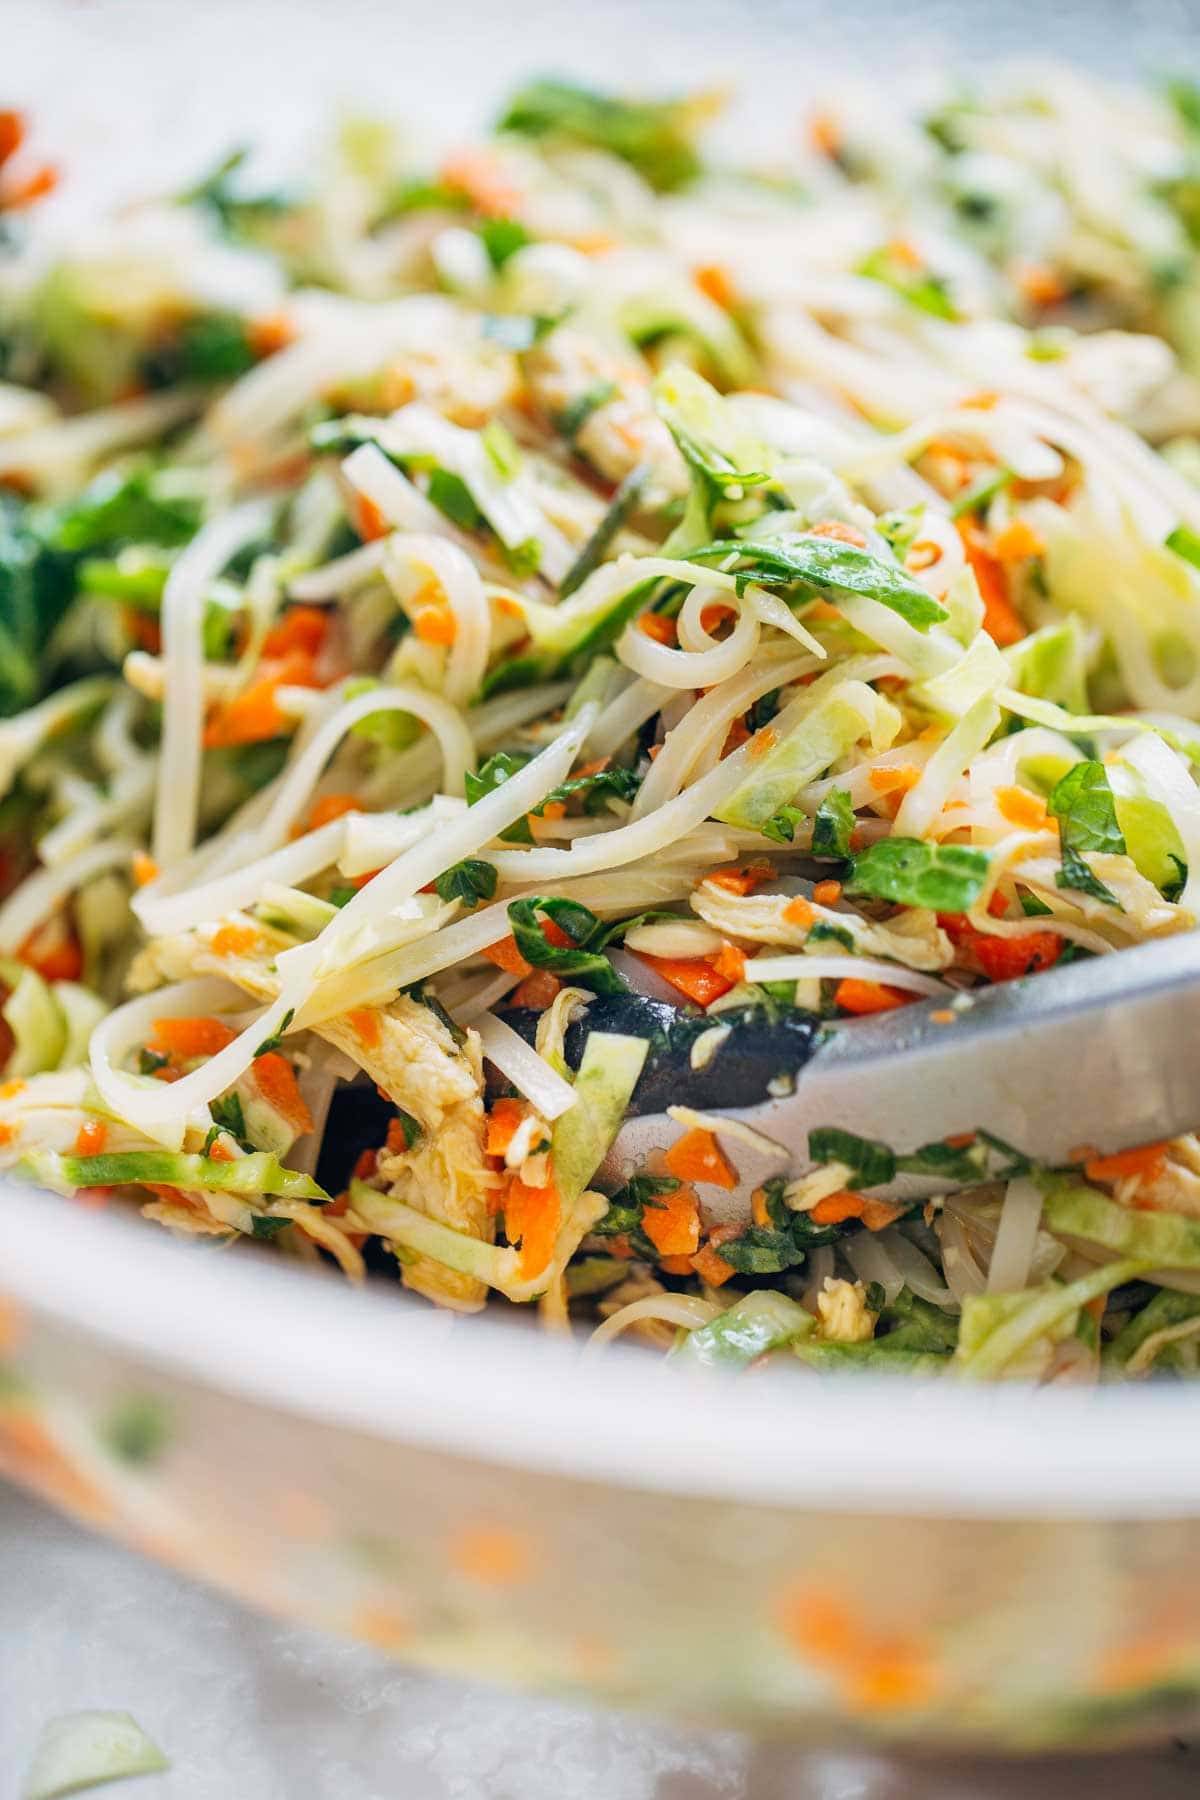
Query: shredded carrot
[
  {"left": 711, "top": 941, "right": 747, "bottom": 985},
  {"left": 944, "top": 1132, "right": 976, "bottom": 1150},
  {"left": 867, "top": 764, "right": 922, "bottom": 797},
  {"left": 247, "top": 311, "right": 295, "bottom": 358},
  {"left": 905, "top": 540, "right": 943, "bottom": 572},
  {"left": 356, "top": 495, "right": 389, "bottom": 542},
  {"left": 347, "top": 1007, "right": 381, "bottom": 1050},
  {"left": 956, "top": 517, "right": 1026, "bottom": 647},
  {"left": 720, "top": 716, "right": 751, "bottom": 757},
  {"left": 657, "top": 1253, "right": 698, "bottom": 1275},
  {"left": 0, "top": 111, "right": 23, "bottom": 167},
  {"left": 0, "top": 1121, "right": 16, "bottom": 1148},
  {"left": 538, "top": 799, "right": 567, "bottom": 822},
  {"left": 203, "top": 676, "right": 290, "bottom": 749},
  {"left": 20, "top": 920, "right": 83, "bottom": 983},
  {"left": 834, "top": 978, "right": 914, "bottom": 1015},
  {"left": 637, "top": 611, "right": 677, "bottom": 645},
  {"left": 708, "top": 860, "right": 776, "bottom": 895},
  {"left": 939, "top": 911, "right": 1062, "bottom": 982},
  {"left": 210, "top": 923, "right": 261, "bottom": 958},
  {"left": 262, "top": 604, "right": 328, "bottom": 659},
  {"left": 693, "top": 263, "right": 737, "bottom": 310},
  {"left": 783, "top": 896, "right": 815, "bottom": 930},
  {"left": 995, "top": 785, "right": 1049, "bottom": 831},
  {"left": 929, "top": 1009, "right": 956, "bottom": 1025},
  {"left": 482, "top": 936, "right": 534, "bottom": 978},
  {"left": 811, "top": 879, "right": 842, "bottom": 906},
  {"left": 663, "top": 1127, "right": 737, "bottom": 1191},
  {"left": 510, "top": 969, "right": 562, "bottom": 1010},
  {"left": 370, "top": 1116, "right": 406, "bottom": 1158},
  {"left": 132, "top": 852, "right": 159, "bottom": 888},
  {"left": 636, "top": 953, "right": 734, "bottom": 1007},
  {"left": 808, "top": 110, "right": 841, "bottom": 158},
  {"left": 699, "top": 601, "right": 737, "bottom": 636},
  {"left": 253, "top": 1050, "right": 314, "bottom": 1134},
  {"left": 2, "top": 164, "right": 57, "bottom": 210},
  {"left": 962, "top": 390, "right": 999, "bottom": 411},
  {"left": 486, "top": 1097, "right": 526, "bottom": 1158},
  {"left": 440, "top": 147, "right": 523, "bottom": 217},
  {"left": 505, "top": 1171, "right": 561, "bottom": 1276},
  {"left": 207, "top": 1138, "right": 236, "bottom": 1163},
  {"left": 123, "top": 608, "right": 161, "bottom": 653},
  {"left": 1084, "top": 1143, "right": 1169, "bottom": 1186},
  {"left": 307, "top": 792, "right": 360, "bottom": 831},
  {"left": 810, "top": 1188, "right": 902, "bottom": 1231},
  {"left": 414, "top": 605, "right": 457, "bottom": 646},
  {"left": 1015, "top": 261, "right": 1067, "bottom": 309},
  {"left": 0, "top": 1079, "right": 24, "bottom": 1099},
  {"left": 74, "top": 1119, "right": 107, "bottom": 1156},
  {"left": 352, "top": 1149, "right": 378, "bottom": 1182},
  {"left": 149, "top": 1016, "right": 236, "bottom": 1059},
  {"left": 448, "top": 1523, "right": 532, "bottom": 1586},
  {"left": 691, "top": 1239, "right": 737, "bottom": 1286},
  {"left": 813, "top": 518, "right": 870, "bottom": 547},
  {"left": 751, "top": 1187, "right": 772, "bottom": 1229},
  {"left": 748, "top": 726, "right": 777, "bottom": 759},
  {"left": 992, "top": 518, "right": 1045, "bottom": 563},
  {"left": 640, "top": 1183, "right": 701, "bottom": 1257}
]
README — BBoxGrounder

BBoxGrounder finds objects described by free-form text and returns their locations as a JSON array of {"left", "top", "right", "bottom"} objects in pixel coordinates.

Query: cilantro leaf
[
  {"left": 1047, "top": 760, "right": 1125, "bottom": 907},
  {"left": 684, "top": 536, "right": 948, "bottom": 629},
  {"left": 434, "top": 857, "right": 498, "bottom": 908},
  {"left": 466, "top": 749, "right": 535, "bottom": 842},
  {"left": 558, "top": 463, "right": 648, "bottom": 599},
  {"left": 497, "top": 78, "right": 705, "bottom": 192},
  {"left": 557, "top": 380, "right": 616, "bottom": 439},
  {"left": 811, "top": 786, "right": 855, "bottom": 860},
  {"left": 477, "top": 217, "right": 532, "bottom": 269},
  {"left": 427, "top": 468, "right": 485, "bottom": 532},
  {"left": 761, "top": 804, "right": 804, "bottom": 845},
  {"left": 807, "top": 1126, "right": 896, "bottom": 1188},
  {"left": 507, "top": 896, "right": 627, "bottom": 995},
  {"left": 845, "top": 838, "right": 990, "bottom": 913}
]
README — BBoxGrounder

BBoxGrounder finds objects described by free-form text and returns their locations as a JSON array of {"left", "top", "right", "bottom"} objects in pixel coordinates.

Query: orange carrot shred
[
  {"left": 150, "top": 1016, "right": 236, "bottom": 1059},
  {"left": 486, "top": 1097, "right": 526, "bottom": 1157},
  {"left": 132, "top": 852, "right": 159, "bottom": 887},
  {"left": 637, "top": 611, "right": 677, "bottom": 645},
  {"left": 834, "top": 978, "right": 913, "bottom": 1015},
  {"left": 505, "top": 1171, "right": 561, "bottom": 1276},
  {"left": 711, "top": 942, "right": 747, "bottom": 984},
  {"left": 510, "top": 969, "right": 562, "bottom": 1010},
  {"left": 211, "top": 923, "right": 260, "bottom": 958},
  {"left": 1083, "top": 1143, "right": 1169, "bottom": 1186},
  {"left": 995, "top": 785, "right": 1049, "bottom": 831},
  {"left": 640, "top": 1183, "right": 701, "bottom": 1257},
  {"left": 783, "top": 896, "right": 815, "bottom": 930},
  {"left": 253, "top": 1051, "right": 314, "bottom": 1134},
  {"left": 482, "top": 936, "right": 533, "bottom": 978},
  {"left": 347, "top": 1007, "right": 381, "bottom": 1050},
  {"left": 307, "top": 792, "right": 360, "bottom": 831},
  {"left": 664, "top": 1127, "right": 737, "bottom": 1191},
  {"left": 74, "top": 1119, "right": 107, "bottom": 1157},
  {"left": 812, "top": 879, "right": 843, "bottom": 906}
]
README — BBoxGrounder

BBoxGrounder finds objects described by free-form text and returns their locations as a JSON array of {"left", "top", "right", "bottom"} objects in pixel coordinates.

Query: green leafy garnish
[
  {"left": 845, "top": 838, "right": 990, "bottom": 912},
  {"left": 427, "top": 467, "right": 485, "bottom": 532},
  {"left": 685, "top": 536, "right": 948, "bottom": 628},
  {"left": 507, "top": 896, "right": 626, "bottom": 994},
  {"left": 477, "top": 217, "right": 532, "bottom": 269},
  {"left": 434, "top": 857, "right": 498, "bottom": 908},
  {"left": 1047, "top": 760, "right": 1125, "bottom": 907},
  {"left": 761, "top": 804, "right": 805, "bottom": 845},
  {"left": 558, "top": 463, "right": 648, "bottom": 599},
  {"left": 557, "top": 380, "right": 617, "bottom": 439},
  {"left": 811, "top": 786, "right": 855, "bottom": 860},
  {"left": 497, "top": 77, "right": 707, "bottom": 192},
  {"left": 856, "top": 245, "right": 958, "bottom": 319}
]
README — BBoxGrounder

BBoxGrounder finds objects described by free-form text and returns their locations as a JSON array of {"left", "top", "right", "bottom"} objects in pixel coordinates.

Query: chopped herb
[
  {"left": 501, "top": 535, "right": 542, "bottom": 576},
  {"left": 507, "top": 895, "right": 627, "bottom": 994},
  {"left": 949, "top": 466, "right": 1012, "bottom": 520},
  {"left": 100, "top": 1394, "right": 172, "bottom": 1466},
  {"left": 807, "top": 1125, "right": 896, "bottom": 1188},
  {"left": 1166, "top": 523, "right": 1200, "bottom": 572},
  {"left": 497, "top": 77, "right": 706, "bottom": 192},
  {"left": 558, "top": 463, "right": 649, "bottom": 599},
  {"left": 254, "top": 1008, "right": 294, "bottom": 1057},
  {"left": 209, "top": 1091, "right": 248, "bottom": 1145},
  {"left": 389, "top": 1107, "right": 423, "bottom": 1150},
  {"left": 811, "top": 786, "right": 855, "bottom": 860},
  {"left": 434, "top": 857, "right": 498, "bottom": 908},
  {"left": 685, "top": 536, "right": 948, "bottom": 629},
  {"left": 857, "top": 245, "right": 958, "bottom": 320},
  {"left": 408, "top": 983, "right": 467, "bottom": 1046},
  {"left": 250, "top": 1214, "right": 292, "bottom": 1240},
  {"left": 137, "top": 1047, "right": 170, "bottom": 1076},
  {"left": 1047, "top": 760, "right": 1125, "bottom": 907},
  {"left": 327, "top": 884, "right": 357, "bottom": 908},
  {"left": 761, "top": 804, "right": 804, "bottom": 845},
  {"left": 427, "top": 467, "right": 485, "bottom": 532},
  {"left": 845, "top": 837, "right": 990, "bottom": 913},
  {"left": 558, "top": 380, "right": 617, "bottom": 439},
  {"left": 477, "top": 216, "right": 532, "bottom": 269}
]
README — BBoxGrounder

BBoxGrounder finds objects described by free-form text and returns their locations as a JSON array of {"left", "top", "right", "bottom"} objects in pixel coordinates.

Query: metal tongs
[{"left": 593, "top": 934, "right": 1200, "bottom": 1222}]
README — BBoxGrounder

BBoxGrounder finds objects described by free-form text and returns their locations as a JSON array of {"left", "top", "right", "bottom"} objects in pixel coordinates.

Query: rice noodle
[
  {"left": 473, "top": 1013, "right": 578, "bottom": 1119},
  {"left": 743, "top": 954, "right": 948, "bottom": 995},
  {"left": 588, "top": 1293, "right": 721, "bottom": 1348},
  {"left": 986, "top": 1176, "right": 1046, "bottom": 1294},
  {"left": 153, "top": 499, "right": 276, "bottom": 868}
]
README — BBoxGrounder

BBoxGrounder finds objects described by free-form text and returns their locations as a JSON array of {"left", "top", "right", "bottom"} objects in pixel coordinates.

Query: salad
[{"left": 5, "top": 70, "right": 1200, "bottom": 1382}]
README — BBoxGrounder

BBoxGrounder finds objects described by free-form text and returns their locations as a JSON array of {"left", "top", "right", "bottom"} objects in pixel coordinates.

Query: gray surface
[{"left": 3, "top": 1484, "right": 1199, "bottom": 1800}]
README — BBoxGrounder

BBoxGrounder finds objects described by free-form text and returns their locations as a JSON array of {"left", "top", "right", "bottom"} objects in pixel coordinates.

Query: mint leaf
[
  {"left": 845, "top": 838, "right": 989, "bottom": 913},
  {"left": 811, "top": 786, "right": 854, "bottom": 860}
]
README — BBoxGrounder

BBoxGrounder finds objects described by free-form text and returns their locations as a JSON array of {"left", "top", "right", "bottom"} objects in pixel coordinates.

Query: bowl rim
[{"left": 4, "top": 1180, "right": 1200, "bottom": 1521}]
